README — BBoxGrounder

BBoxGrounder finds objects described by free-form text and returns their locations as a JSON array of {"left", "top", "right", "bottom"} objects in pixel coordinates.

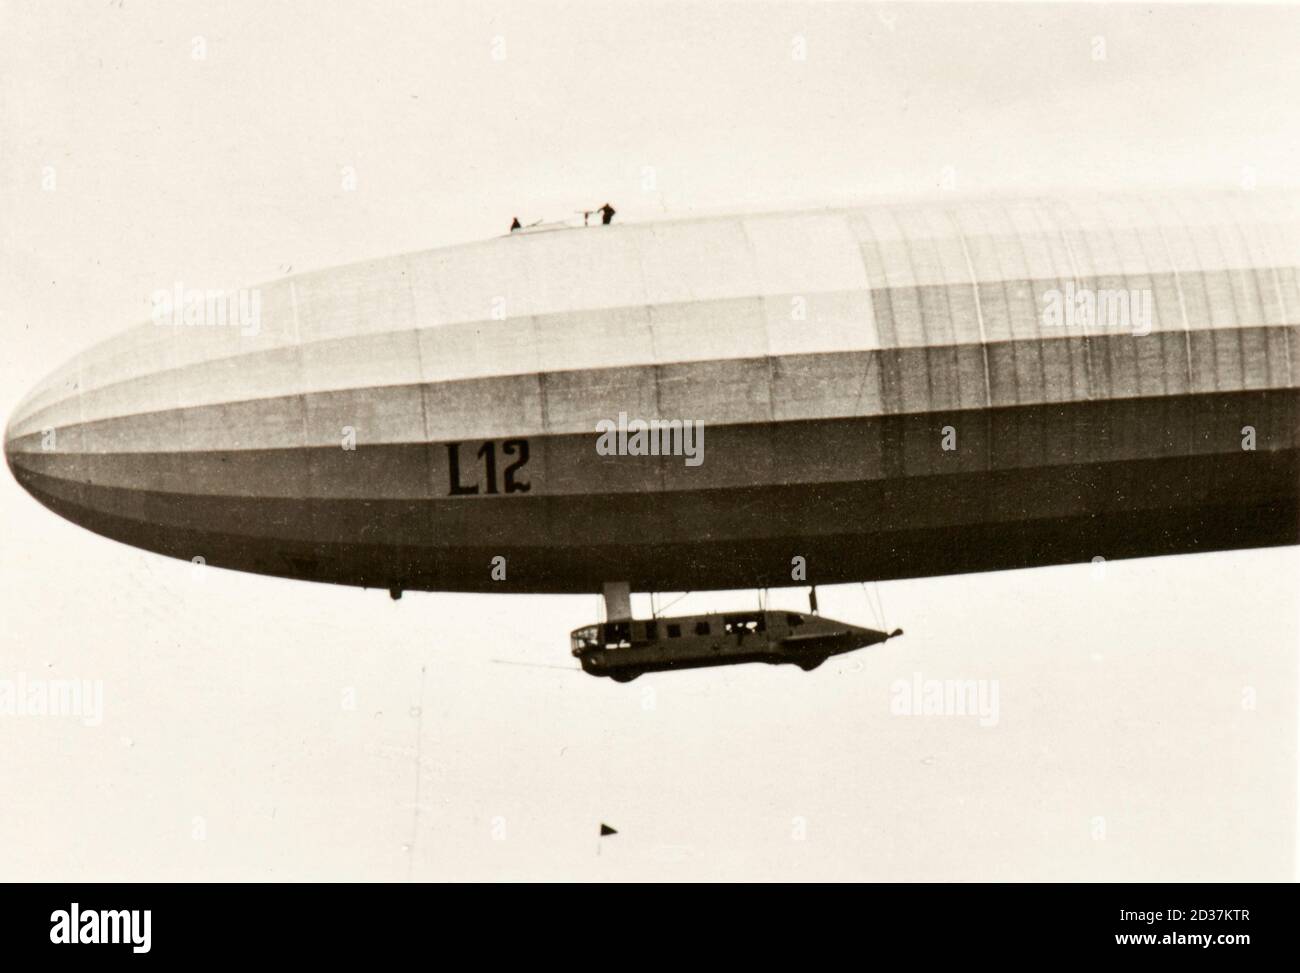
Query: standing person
[
  {"left": 597, "top": 202, "right": 616, "bottom": 225},
  {"left": 509, "top": 216, "right": 522, "bottom": 232}
]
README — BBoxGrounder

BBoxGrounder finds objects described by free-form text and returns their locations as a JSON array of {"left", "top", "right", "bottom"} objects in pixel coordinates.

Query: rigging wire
[
  {"left": 862, "top": 580, "right": 888, "bottom": 629},
  {"left": 656, "top": 591, "right": 691, "bottom": 616}
]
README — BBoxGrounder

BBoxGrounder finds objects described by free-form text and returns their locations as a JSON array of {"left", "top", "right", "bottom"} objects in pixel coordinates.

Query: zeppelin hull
[{"left": 7, "top": 192, "right": 1300, "bottom": 592}]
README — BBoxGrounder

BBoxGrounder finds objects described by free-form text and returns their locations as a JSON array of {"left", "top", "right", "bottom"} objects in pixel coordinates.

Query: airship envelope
[{"left": 7, "top": 193, "right": 1300, "bottom": 594}]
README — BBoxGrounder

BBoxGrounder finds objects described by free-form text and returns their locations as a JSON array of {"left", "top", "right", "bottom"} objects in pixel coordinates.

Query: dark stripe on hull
[{"left": 13, "top": 449, "right": 1298, "bottom": 593}]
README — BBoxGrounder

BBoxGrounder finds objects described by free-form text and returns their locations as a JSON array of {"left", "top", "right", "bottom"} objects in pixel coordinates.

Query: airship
[{"left": 6, "top": 191, "right": 1299, "bottom": 678}]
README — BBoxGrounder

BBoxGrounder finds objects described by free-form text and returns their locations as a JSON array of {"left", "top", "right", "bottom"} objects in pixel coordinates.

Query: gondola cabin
[{"left": 570, "top": 610, "right": 899, "bottom": 681}]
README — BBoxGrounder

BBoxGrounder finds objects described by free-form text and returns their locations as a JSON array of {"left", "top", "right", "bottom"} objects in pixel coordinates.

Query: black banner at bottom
[{"left": 0, "top": 882, "right": 1284, "bottom": 961}]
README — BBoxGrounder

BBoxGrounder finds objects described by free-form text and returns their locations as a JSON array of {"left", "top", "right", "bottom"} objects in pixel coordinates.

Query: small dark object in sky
[{"left": 600, "top": 823, "right": 617, "bottom": 836}]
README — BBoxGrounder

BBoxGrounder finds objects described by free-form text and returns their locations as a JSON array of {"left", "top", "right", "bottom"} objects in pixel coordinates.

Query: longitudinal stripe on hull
[
  {"left": 11, "top": 392, "right": 1299, "bottom": 510},
  {"left": 12, "top": 453, "right": 1298, "bottom": 592},
  {"left": 7, "top": 326, "right": 1299, "bottom": 455}
]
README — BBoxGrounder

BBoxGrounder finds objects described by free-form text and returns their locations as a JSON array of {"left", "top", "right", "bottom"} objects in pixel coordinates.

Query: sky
[{"left": 1, "top": 0, "right": 1297, "bottom": 881}]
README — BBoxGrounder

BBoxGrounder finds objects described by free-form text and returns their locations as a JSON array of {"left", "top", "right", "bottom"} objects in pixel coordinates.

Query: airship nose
[
  {"left": 4, "top": 413, "right": 21, "bottom": 488},
  {"left": 5, "top": 352, "right": 89, "bottom": 520},
  {"left": 3, "top": 417, "right": 15, "bottom": 487},
  {"left": 5, "top": 324, "right": 204, "bottom": 565}
]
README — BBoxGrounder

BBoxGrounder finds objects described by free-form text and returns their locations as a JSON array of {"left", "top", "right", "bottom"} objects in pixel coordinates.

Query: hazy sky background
[{"left": 1, "top": 0, "right": 1297, "bottom": 880}]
